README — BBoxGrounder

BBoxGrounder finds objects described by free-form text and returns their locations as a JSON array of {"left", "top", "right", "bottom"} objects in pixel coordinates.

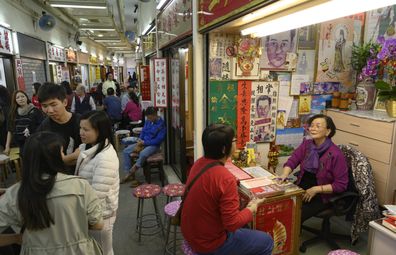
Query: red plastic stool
[{"left": 132, "top": 184, "right": 164, "bottom": 241}]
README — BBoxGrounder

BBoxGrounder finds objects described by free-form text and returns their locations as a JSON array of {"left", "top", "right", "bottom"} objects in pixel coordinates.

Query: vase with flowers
[{"left": 358, "top": 37, "right": 396, "bottom": 115}]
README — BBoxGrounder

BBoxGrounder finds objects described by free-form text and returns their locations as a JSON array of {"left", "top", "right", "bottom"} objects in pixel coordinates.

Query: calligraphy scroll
[
  {"left": 171, "top": 59, "right": 180, "bottom": 128},
  {"left": 237, "top": 80, "right": 251, "bottom": 149},
  {"left": 209, "top": 80, "right": 237, "bottom": 131},
  {"left": 15, "top": 58, "right": 25, "bottom": 90},
  {"left": 154, "top": 58, "right": 168, "bottom": 108},
  {"left": 250, "top": 81, "right": 279, "bottom": 143},
  {"left": 139, "top": 65, "right": 151, "bottom": 101},
  {"left": 0, "top": 27, "right": 12, "bottom": 55},
  {"left": 254, "top": 198, "right": 295, "bottom": 254}
]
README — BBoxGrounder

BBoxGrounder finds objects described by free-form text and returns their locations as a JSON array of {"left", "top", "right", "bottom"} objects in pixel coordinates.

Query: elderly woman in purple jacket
[{"left": 279, "top": 114, "right": 348, "bottom": 223}]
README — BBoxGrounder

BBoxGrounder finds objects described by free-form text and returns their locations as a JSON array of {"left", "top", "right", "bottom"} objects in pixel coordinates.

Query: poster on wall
[
  {"left": 154, "top": 58, "right": 168, "bottom": 108},
  {"left": 316, "top": 17, "right": 354, "bottom": 86},
  {"left": 139, "top": 65, "right": 151, "bottom": 101},
  {"left": 209, "top": 80, "right": 238, "bottom": 131},
  {"left": 171, "top": 59, "right": 180, "bottom": 128},
  {"left": 297, "top": 25, "right": 317, "bottom": 50},
  {"left": 260, "top": 30, "right": 297, "bottom": 70},
  {"left": 237, "top": 80, "right": 252, "bottom": 149},
  {"left": 254, "top": 198, "right": 295, "bottom": 254},
  {"left": 47, "top": 43, "right": 65, "bottom": 62},
  {"left": 0, "top": 58, "right": 5, "bottom": 87},
  {"left": 0, "top": 26, "right": 12, "bottom": 55},
  {"left": 296, "top": 50, "right": 316, "bottom": 82},
  {"left": 250, "top": 81, "right": 279, "bottom": 143},
  {"left": 364, "top": 6, "right": 396, "bottom": 42}
]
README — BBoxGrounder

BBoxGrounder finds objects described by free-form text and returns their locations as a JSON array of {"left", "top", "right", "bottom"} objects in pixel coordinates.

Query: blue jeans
[
  {"left": 122, "top": 143, "right": 159, "bottom": 173},
  {"left": 197, "top": 228, "right": 273, "bottom": 255}
]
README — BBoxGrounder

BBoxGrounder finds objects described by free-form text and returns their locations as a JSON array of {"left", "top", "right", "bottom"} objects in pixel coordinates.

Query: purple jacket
[{"left": 284, "top": 139, "right": 348, "bottom": 203}]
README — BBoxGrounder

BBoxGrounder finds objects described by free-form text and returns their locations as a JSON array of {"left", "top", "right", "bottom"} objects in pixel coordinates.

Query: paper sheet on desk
[
  {"left": 385, "top": 205, "right": 396, "bottom": 215},
  {"left": 243, "top": 166, "right": 274, "bottom": 178}
]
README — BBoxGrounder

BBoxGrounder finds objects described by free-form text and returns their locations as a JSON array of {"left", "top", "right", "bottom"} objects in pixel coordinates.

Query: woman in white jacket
[{"left": 75, "top": 110, "right": 120, "bottom": 255}]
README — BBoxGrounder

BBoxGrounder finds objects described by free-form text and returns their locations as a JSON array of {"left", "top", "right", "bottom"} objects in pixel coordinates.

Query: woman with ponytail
[{"left": 0, "top": 131, "right": 104, "bottom": 254}]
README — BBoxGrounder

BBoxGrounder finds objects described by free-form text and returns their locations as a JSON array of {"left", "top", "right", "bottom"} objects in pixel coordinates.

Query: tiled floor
[{"left": 113, "top": 162, "right": 369, "bottom": 255}]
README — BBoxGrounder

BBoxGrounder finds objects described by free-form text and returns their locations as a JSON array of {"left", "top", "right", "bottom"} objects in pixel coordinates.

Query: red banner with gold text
[{"left": 237, "top": 80, "right": 251, "bottom": 149}]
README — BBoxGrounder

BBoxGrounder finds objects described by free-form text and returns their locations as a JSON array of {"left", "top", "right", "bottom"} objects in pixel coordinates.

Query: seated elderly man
[{"left": 120, "top": 106, "right": 166, "bottom": 184}]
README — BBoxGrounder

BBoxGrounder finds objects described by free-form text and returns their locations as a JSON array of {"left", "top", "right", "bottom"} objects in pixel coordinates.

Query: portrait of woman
[{"left": 333, "top": 29, "right": 346, "bottom": 72}]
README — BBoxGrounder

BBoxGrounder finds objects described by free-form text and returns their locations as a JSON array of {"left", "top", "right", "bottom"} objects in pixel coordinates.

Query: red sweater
[{"left": 181, "top": 157, "right": 253, "bottom": 253}]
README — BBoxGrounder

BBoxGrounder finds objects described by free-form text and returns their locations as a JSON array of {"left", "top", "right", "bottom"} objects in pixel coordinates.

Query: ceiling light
[
  {"left": 80, "top": 18, "right": 89, "bottom": 21},
  {"left": 156, "top": 0, "right": 167, "bottom": 10},
  {"left": 50, "top": 2, "right": 107, "bottom": 9},
  {"left": 142, "top": 24, "right": 155, "bottom": 36},
  {"left": 107, "top": 46, "right": 130, "bottom": 49},
  {"left": 0, "top": 22, "right": 10, "bottom": 28},
  {"left": 98, "top": 34, "right": 104, "bottom": 37},
  {"left": 95, "top": 39, "right": 121, "bottom": 43},
  {"left": 80, "top": 28, "right": 116, "bottom": 31},
  {"left": 242, "top": 0, "right": 301, "bottom": 23},
  {"left": 241, "top": 0, "right": 396, "bottom": 37}
]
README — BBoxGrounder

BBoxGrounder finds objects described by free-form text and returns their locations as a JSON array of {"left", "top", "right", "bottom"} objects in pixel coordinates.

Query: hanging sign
[
  {"left": 139, "top": 65, "right": 151, "bottom": 101},
  {"left": 154, "top": 58, "right": 168, "bottom": 108},
  {"left": 0, "top": 26, "right": 12, "bottom": 54},
  {"left": 171, "top": 59, "right": 180, "bottom": 128},
  {"left": 47, "top": 43, "right": 65, "bottom": 62}
]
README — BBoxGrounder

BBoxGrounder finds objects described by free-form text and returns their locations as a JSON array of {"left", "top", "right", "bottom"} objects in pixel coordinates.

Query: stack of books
[
  {"left": 382, "top": 205, "right": 396, "bottom": 232},
  {"left": 239, "top": 177, "right": 285, "bottom": 199}
]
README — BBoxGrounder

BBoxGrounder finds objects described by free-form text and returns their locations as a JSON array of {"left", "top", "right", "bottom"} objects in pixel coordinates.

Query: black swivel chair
[{"left": 299, "top": 147, "right": 360, "bottom": 252}]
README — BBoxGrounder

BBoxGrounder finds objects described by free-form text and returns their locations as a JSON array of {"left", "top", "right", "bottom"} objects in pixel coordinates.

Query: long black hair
[
  {"left": 9, "top": 90, "right": 31, "bottom": 129},
  {"left": 128, "top": 91, "right": 139, "bottom": 105},
  {"left": 80, "top": 110, "right": 114, "bottom": 158},
  {"left": 18, "top": 131, "right": 65, "bottom": 230}
]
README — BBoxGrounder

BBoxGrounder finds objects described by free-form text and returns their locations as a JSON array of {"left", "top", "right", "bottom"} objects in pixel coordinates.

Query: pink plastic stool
[
  {"left": 164, "top": 200, "right": 182, "bottom": 255},
  {"left": 163, "top": 183, "right": 185, "bottom": 203},
  {"left": 328, "top": 250, "right": 360, "bottom": 255},
  {"left": 181, "top": 240, "right": 197, "bottom": 255}
]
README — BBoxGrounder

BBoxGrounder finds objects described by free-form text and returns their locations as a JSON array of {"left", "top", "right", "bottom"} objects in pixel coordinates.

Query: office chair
[{"left": 299, "top": 145, "right": 361, "bottom": 252}]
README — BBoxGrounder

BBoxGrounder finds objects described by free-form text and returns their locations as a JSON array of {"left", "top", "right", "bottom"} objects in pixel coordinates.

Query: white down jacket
[{"left": 75, "top": 142, "right": 119, "bottom": 218}]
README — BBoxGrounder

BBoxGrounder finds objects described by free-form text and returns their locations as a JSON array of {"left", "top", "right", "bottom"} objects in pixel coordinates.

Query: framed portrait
[
  {"left": 374, "top": 95, "right": 387, "bottom": 112},
  {"left": 259, "top": 30, "right": 297, "bottom": 70},
  {"left": 364, "top": 6, "right": 396, "bottom": 43},
  {"left": 298, "top": 25, "right": 318, "bottom": 50}
]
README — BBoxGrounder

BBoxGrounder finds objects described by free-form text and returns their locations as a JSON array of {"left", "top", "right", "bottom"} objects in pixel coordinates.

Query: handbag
[{"left": 171, "top": 161, "right": 221, "bottom": 225}]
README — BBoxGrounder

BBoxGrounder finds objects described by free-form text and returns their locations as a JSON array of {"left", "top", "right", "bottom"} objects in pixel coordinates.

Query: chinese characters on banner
[
  {"left": 15, "top": 58, "right": 25, "bottom": 91},
  {"left": 255, "top": 198, "right": 295, "bottom": 254},
  {"left": 250, "top": 81, "right": 279, "bottom": 143},
  {"left": 0, "top": 26, "right": 12, "bottom": 54},
  {"left": 237, "top": 80, "right": 251, "bottom": 149},
  {"left": 209, "top": 80, "right": 238, "bottom": 131},
  {"left": 154, "top": 58, "right": 168, "bottom": 108},
  {"left": 46, "top": 43, "right": 65, "bottom": 62},
  {"left": 139, "top": 65, "right": 151, "bottom": 101},
  {"left": 171, "top": 59, "right": 180, "bottom": 128}
]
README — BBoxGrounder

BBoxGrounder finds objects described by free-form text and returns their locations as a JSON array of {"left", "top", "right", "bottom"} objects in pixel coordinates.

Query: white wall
[{"left": 0, "top": 0, "right": 77, "bottom": 48}]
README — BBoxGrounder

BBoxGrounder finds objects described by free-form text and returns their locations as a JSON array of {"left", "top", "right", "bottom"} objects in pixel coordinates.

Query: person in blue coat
[{"left": 121, "top": 106, "right": 166, "bottom": 184}]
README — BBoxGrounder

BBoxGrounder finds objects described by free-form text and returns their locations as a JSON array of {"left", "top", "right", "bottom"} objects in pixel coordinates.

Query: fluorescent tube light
[
  {"left": 156, "top": 0, "right": 167, "bottom": 10},
  {"left": 142, "top": 23, "right": 155, "bottom": 36},
  {"left": 242, "top": 0, "right": 301, "bottom": 23},
  {"left": 80, "top": 28, "right": 116, "bottom": 31},
  {"left": 0, "top": 22, "right": 10, "bottom": 28},
  {"left": 95, "top": 39, "right": 122, "bottom": 43},
  {"left": 51, "top": 2, "right": 107, "bottom": 9},
  {"left": 242, "top": 0, "right": 396, "bottom": 37}
]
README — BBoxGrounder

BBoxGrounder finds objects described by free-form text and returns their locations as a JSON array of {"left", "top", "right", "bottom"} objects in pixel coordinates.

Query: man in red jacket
[{"left": 181, "top": 124, "right": 273, "bottom": 255}]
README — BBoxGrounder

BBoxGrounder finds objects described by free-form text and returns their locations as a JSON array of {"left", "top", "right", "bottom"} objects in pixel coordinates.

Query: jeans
[
  {"left": 197, "top": 228, "right": 273, "bottom": 255},
  {"left": 122, "top": 142, "right": 159, "bottom": 172}
]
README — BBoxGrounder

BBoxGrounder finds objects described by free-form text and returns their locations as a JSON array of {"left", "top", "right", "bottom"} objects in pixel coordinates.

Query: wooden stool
[
  {"left": 181, "top": 240, "right": 197, "bottom": 255},
  {"left": 164, "top": 200, "right": 183, "bottom": 255},
  {"left": 163, "top": 183, "right": 185, "bottom": 204},
  {"left": 114, "top": 129, "right": 130, "bottom": 151},
  {"left": 9, "top": 148, "right": 21, "bottom": 181},
  {"left": 132, "top": 184, "right": 164, "bottom": 242},
  {"left": 0, "top": 154, "right": 10, "bottom": 187},
  {"left": 144, "top": 152, "right": 165, "bottom": 186}
]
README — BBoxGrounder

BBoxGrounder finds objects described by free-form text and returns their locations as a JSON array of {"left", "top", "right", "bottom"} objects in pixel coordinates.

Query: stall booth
[
  {"left": 77, "top": 51, "right": 90, "bottom": 88},
  {"left": 17, "top": 33, "right": 47, "bottom": 98},
  {"left": 46, "top": 42, "right": 65, "bottom": 84},
  {"left": 89, "top": 55, "right": 101, "bottom": 87},
  {"left": 0, "top": 24, "right": 16, "bottom": 91},
  {"left": 156, "top": 0, "right": 193, "bottom": 182},
  {"left": 197, "top": 0, "right": 396, "bottom": 253}
]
